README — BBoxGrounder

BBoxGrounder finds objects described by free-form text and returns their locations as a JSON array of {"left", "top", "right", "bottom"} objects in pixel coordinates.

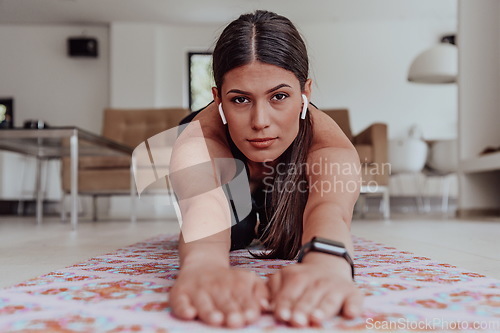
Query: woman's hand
[
  {"left": 170, "top": 264, "right": 269, "bottom": 328},
  {"left": 267, "top": 253, "right": 363, "bottom": 327}
]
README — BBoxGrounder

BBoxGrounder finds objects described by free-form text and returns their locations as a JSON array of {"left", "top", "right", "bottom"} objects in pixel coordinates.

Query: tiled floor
[{"left": 0, "top": 214, "right": 499, "bottom": 288}]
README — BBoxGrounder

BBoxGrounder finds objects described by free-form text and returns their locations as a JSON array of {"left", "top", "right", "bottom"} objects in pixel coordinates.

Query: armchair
[
  {"left": 322, "top": 109, "right": 389, "bottom": 218},
  {"left": 61, "top": 107, "right": 190, "bottom": 221}
]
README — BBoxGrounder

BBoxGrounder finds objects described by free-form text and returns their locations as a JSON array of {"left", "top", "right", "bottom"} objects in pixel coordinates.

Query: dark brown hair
[{"left": 213, "top": 10, "right": 313, "bottom": 259}]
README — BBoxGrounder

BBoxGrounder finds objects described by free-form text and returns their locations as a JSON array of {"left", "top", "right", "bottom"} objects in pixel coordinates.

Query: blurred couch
[{"left": 322, "top": 109, "right": 389, "bottom": 187}]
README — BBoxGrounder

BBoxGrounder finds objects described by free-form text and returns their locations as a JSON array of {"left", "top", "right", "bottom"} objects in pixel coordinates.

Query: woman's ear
[
  {"left": 303, "top": 78, "right": 313, "bottom": 101},
  {"left": 212, "top": 87, "right": 220, "bottom": 105},
  {"left": 212, "top": 86, "right": 227, "bottom": 125}
]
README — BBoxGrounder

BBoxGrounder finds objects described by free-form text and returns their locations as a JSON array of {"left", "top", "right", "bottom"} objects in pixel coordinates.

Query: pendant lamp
[{"left": 408, "top": 35, "right": 457, "bottom": 84}]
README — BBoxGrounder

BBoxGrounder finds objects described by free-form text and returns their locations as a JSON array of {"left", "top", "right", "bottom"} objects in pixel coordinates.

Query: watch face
[
  {"left": 313, "top": 237, "right": 346, "bottom": 248},
  {"left": 300, "top": 237, "right": 355, "bottom": 279},
  {"left": 311, "top": 237, "right": 347, "bottom": 256}
]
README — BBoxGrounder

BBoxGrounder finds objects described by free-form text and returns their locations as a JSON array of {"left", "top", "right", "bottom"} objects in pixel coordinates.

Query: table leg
[
  {"left": 35, "top": 158, "right": 43, "bottom": 225},
  {"left": 130, "top": 163, "right": 137, "bottom": 224},
  {"left": 70, "top": 132, "right": 79, "bottom": 230},
  {"left": 382, "top": 186, "right": 390, "bottom": 219}
]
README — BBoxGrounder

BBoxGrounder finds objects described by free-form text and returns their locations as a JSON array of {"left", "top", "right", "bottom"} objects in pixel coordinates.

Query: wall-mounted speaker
[{"left": 68, "top": 37, "right": 98, "bottom": 58}]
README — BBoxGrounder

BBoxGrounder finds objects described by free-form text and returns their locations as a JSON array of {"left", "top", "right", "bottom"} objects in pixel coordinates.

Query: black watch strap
[{"left": 297, "top": 236, "right": 355, "bottom": 280}]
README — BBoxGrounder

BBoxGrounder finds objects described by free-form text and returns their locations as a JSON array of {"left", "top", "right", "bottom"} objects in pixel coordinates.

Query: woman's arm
[
  {"left": 301, "top": 106, "right": 360, "bottom": 254},
  {"left": 178, "top": 191, "right": 232, "bottom": 269},
  {"left": 301, "top": 146, "right": 360, "bottom": 264},
  {"left": 169, "top": 118, "right": 269, "bottom": 328},
  {"left": 170, "top": 119, "right": 234, "bottom": 265}
]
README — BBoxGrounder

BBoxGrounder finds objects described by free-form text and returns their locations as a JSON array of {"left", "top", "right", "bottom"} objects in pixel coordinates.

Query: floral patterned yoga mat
[{"left": 0, "top": 234, "right": 499, "bottom": 332}]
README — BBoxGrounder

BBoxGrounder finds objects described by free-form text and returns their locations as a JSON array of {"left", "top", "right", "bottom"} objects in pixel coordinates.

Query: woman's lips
[{"left": 247, "top": 137, "right": 277, "bottom": 149}]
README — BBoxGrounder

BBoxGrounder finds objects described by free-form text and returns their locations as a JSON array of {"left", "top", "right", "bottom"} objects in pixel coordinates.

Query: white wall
[
  {"left": 458, "top": 0, "right": 500, "bottom": 160},
  {"left": 457, "top": 0, "right": 500, "bottom": 211},
  {"left": 301, "top": 19, "right": 457, "bottom": 139},
  {"left": 0, "top": 25, "right": 109, "bottom": 133},
  {"left": 110, "top": 23, "right": 160, "bottom": 108},
  {"left": 159, "top": 25, "right": 222, "bottom": 108},
  {"left": 110, "top": 23, "right": 220, "bottom": 108}
]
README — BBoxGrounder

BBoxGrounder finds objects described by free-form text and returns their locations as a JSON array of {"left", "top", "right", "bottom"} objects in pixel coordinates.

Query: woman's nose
[{"left": 250, "top": 103, "right": 271, "bottom": 130}]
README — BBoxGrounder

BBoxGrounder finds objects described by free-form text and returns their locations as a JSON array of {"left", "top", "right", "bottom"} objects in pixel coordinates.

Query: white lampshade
[{"left": 408, "top": 43, "right": 457, "bottom": 84}]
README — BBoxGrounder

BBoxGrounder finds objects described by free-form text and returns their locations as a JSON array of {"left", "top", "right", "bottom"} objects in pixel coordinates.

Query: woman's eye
[
  {"left": 272, "top": 93, "right": 288, "bottom": 101},
  {"left": 232, "top": 96, "right": 249, "bottom": 104}
]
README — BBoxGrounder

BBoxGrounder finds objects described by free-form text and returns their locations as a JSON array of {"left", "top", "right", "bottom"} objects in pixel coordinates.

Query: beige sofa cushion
[
  {"left": 102, "top": 108, "right": 190, "bottom": 148},
  {"left": 62, "top": 168, "right": 131, "bottom": 193},
  {"left": 78, "top": 156, "right": 131, "bottom": 169}
]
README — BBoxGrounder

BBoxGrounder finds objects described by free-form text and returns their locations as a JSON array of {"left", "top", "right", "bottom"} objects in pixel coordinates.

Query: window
[
  {"left": 188, "top": 52, "right": 214, "bottom": 111},
  {"left": 0, "top": 98, "right": 13, "bottom": 128}
]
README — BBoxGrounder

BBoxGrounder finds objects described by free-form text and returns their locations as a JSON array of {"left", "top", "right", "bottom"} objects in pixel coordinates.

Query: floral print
[{"left": 0, "top": 234, "right": 499, "bottom": 332}]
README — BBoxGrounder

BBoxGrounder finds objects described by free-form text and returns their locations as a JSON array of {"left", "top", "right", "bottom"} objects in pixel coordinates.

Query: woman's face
[{"left": 213, "top": 61, "right": 311, "bottom": 163}]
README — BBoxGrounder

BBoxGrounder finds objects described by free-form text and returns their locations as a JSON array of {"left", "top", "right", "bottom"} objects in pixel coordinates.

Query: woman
[{"left": 169, "top": 10, "right": 363, "bottom": 328}]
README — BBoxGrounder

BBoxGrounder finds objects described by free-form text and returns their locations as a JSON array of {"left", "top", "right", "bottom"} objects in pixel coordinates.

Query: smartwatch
[{"left": 297, "top": 236, "right": 355, "bottom": 280}]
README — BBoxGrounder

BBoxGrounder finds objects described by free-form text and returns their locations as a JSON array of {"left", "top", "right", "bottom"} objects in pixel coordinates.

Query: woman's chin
[{"left": 242, "top": 150, "right": 281, "bottom": 163}]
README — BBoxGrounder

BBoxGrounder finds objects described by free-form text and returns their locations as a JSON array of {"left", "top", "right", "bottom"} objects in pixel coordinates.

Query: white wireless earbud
[
  {"left": 301, "top": 94, "right": 309, "bottom": 119},
  {"left": 218, "top": 103, "right": 227, "bottom": 125}
]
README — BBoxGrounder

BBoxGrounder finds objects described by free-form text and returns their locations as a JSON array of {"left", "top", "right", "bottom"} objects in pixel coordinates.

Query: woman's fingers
[
  {"left": 289, "top": 282, "right": 328, "bottom": 327},
  {"left": 266, "top": 262, "right": 364, "bottom": 327},
  {"left": 195, "top": 270, "right": 264, "bottom": 327},
  {"left": 171, "top": 267, "right": 362, "bottom": 328},
  {"left": 238, "top": 289, "right": 261, "bottom": 324},
  {"left": 314, "top": 292, "right": 345, "bottom": 323},
  {"left": 171, "top": 267, "right": 268, "bottom": 327},
  {"left": 342, "top": 288, "right": 364, "bottom": 319},
  {"left": 224, "top": 270, "right": 263, "bottom": 326},
  {"left": 170, "top": 293, "right": 197, "bottom": 320},
  {"left": 308, "top": 288, "right": 363, "bottom": 326},
  {"left": 267, "top": 272, "right": 281, "bottom": 300},
  {"left": 254, "top": 277, "right": 271, "bottom": 311},
  {"left": 270, "top": 271, "right": 308, "bottom": 323},
  {"left": 209, "top": 287, "right": 246, "bottom": 327},
  {"left": 192, "top": 291, "right": 224, "bottom": 326}
]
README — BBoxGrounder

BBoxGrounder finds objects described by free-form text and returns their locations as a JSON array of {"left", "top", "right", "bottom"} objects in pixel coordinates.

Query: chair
[
  {"left": 322, "top": 109, "right": 389, "bottom": 218},
  {"left": 389, "top": 137, "right": 428, "bottom": 213},
  {"left": 422, "top": 139, "right": 458, "bottom": 216},
  {"left": 61, "top": 107, "right": 190, "bottom": 221}
]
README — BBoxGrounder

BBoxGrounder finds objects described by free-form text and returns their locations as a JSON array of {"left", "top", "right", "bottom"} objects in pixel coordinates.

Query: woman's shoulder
[
  {"left": 308, "top": 104, "right": 355, "bottom": 152},
  {"left": 180, "top": 102, "right": 232, "bottom": 158}
]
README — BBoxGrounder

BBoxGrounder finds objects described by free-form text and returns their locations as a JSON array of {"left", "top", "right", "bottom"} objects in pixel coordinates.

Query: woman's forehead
[{"left": 222, "top": 61, "right": 300, "bottom": 92}]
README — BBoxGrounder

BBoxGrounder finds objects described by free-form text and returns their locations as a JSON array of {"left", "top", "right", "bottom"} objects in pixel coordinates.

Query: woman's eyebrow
[
  {"left": 266, "top": 83, "right": 292, "bottom": 94},
  {"left": 226, "top": 84, "right": 292, "bottom": 95},
  {"left": 227, "top": 89, "right": 250, "bottom": 95}
]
